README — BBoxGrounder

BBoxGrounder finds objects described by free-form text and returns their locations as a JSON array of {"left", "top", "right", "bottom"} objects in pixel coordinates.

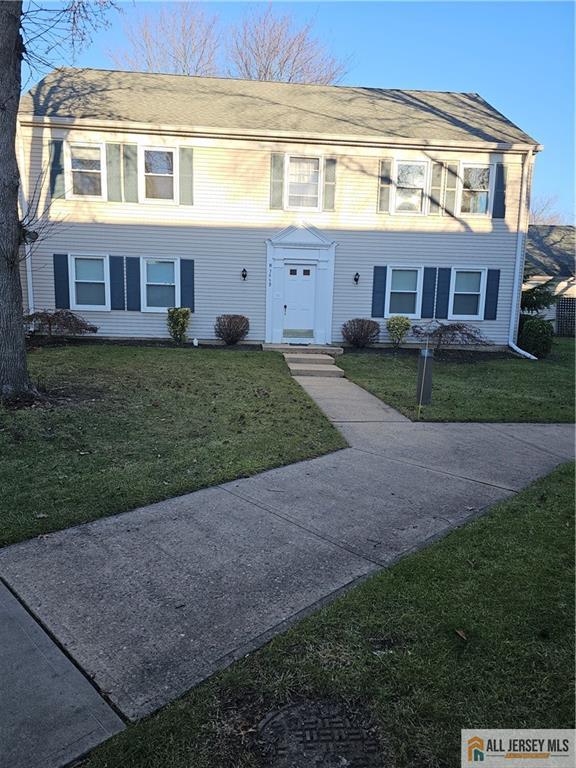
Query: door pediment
[{"left": 268, "top": 224, "right": 335, "bottom": 249}]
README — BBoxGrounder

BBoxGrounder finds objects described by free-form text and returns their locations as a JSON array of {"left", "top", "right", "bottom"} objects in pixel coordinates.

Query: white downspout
[
  {"left": 508, "top": 147, "right": 536, "bottom": 359},
  {"left": 16, "top": 118, "right": 35, "bottom": 313}
]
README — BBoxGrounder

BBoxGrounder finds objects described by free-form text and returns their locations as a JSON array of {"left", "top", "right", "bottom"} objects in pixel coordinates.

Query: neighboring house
[
  {"left": 523, "top": 225, "right": 575, "bottom": 335},
  {"left": 17, "top": 67, "right": 541, "bottom": 348}
]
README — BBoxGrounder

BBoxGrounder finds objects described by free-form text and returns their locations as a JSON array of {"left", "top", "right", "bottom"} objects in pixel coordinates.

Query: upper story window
[
  {"left": 394, "top": 162, "right": 427, "bottom": 213},
  {"left": 449, "top": 269, "right": 486, "bottom": 319},
  {"left": 460, "top": 165, "right": 491, "bottom": 215},
  {"left": 386, "top": 267, "right": 422, "bottom": 318},
  {"left": 69, "top": 144, "right": 104, "bottom": 198},
  {"left": 286, "top": 156, "right": 321, "bottom": 209},
  {"left": 142, "top": 258, "right": 179, "bottom": 311},
  {"left": 70, "top": 255, "right": 110, "bottom": 310},
  {"left": 144, "top": 149, "right": 175, "bottom": 200}
]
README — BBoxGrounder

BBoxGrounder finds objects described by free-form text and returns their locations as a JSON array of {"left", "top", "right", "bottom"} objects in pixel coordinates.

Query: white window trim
[
  {"left": 284, "top": 154, "right": 324, "bottom": 212},
  {"left": 65, "top": 142, "right": 106, "bottom": 201},
  {"left": 138, "top": 146, "right": 179, "bottom": 204},
  {"left": 391, "top": 159, "right": 429, "bottom": 216},
  {"left": 140, "top": 256, "right": 181, "bottom": 313},
  {"left": 68, "top": 253, "right": 111, "bottom": 311},
  {"left": 457, "top": 162, "right": 495, "bottom": 218},
  {"left": 385, "top": 266, "right": 424, "bottom": 319},
  {"left": 448, "top": 267, "right": 487, "bottom": 321}
]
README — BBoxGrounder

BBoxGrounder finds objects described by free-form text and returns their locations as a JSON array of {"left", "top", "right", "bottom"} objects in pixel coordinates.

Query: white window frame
[
  {"left": 140, "top": 256, "right": 181, "bottom": 313},
  {"left": 284, "top": 154, "right": 323, "bottom": 211},
  {"left": 448, "top": 267, "right": 487, "bottom": 321},
  {"left": 65, "top": 142, "right": 106, "bottom": 201},
  {"left": 391, "top": 159, "right": 429, "bottom": 216},
  {"left": 68, "top": 254, "right": 111, "bottom": 311},
  {"left": 138, "top": 146, "right": 178, "bottom": 204},
  {"left": 457, "top": 163, "right": 494, "bottom": 217},
  {"left": 385, "top": 266, "right": 424, "bottom": 319}
]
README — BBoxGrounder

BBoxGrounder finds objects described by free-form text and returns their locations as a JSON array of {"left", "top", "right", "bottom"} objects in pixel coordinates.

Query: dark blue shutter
[
  {"left": 126, "top": 257, "right": 141, "bottom": 311},
  {"left": 53, "top": 254, "right": 70, "bottom": 309},
  {"left": 109, "top": 256, "right": 125, "bottom": 310},
  {"left": 371, "top": 266, "right": 387, "bottom": 318},
  {"left": 435, "top": 268, "right": 451, "bottom": 319},
  {"left": 492, "top": 164, "right": 506, "bottom": 219},
  {"left": 421, "top": 268, "right": 437, "bottom": 318},
  {"left": 49, "top": 141, "right": 65, "bottom": 199},
  {"left": 180, "top": 259, "right": 195, "bottom": 311},
  {"left": 484, "top": 269, "right": 500, "bottom": 320}
]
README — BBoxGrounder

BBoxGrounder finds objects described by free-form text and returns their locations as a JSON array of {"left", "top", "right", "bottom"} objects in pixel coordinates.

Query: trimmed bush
[
  {"left": 167, "top": 307, "right": 191, "bottom": 345},
  {"left": 341, "top": 318, "right": 380, "bottom": 348},
  {"left": 386, "top": 315, "right": 411, "bottom": 348},
  {"left": 519, "top": 317, "right": 553, "bottom": 358},
  {"left": 25, "top": 310, "right": 97, "bottom": 337},
  {"left": 214, "top": 314, "right": 249, "bottom": 345}
]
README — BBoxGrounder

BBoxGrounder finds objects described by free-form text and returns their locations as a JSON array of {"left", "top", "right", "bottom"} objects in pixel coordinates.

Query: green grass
[
  {"left": 84, "top": 463, "right": 575, "bottom": 768},
  {"left": 0, "top": 345, "right": 345, "bottom": 546},
  {"left": 338, "top": 338, "right": 575, "bottom": 422}
]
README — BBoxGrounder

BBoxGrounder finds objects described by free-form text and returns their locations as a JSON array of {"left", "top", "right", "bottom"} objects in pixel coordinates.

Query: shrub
[
  {"left": 341, "top": 318, "right": 380, "bottom": 348},
  {"left": 214, "top": 314, "right": 249, "bottom": 345},
  {"left": 25, "top": 310, "right": 97, "bottom": 337},
  {"left": 519, "top": 317, "right": 553, "bottom": 358},
  {"left": 167, "top": 307, "right": 191, "bottom": 345},
  {"left": 521, "top": 282, "right": 556, "bottom": 315},
  {"left": 412, "top": 321, "right": 489, "bottom": 352},
  {"left": 386, "top": 315, "right": 411, "bottom": 348}
]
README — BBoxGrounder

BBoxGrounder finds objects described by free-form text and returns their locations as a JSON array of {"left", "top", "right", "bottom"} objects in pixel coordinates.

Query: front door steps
[
  {"left": 262, "top": 344, "right": 343, "bottom": 356},
  {"left": 283, "top": 352, "right": 344, "bottom": 378}
]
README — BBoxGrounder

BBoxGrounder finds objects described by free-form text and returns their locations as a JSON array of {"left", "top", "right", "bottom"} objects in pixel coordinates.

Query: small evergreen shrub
[
  {"left": 167, "top": 307, "right": 191, "bottom": 345},
  {"left": 519, "top": 317, "right": 554, "bottom": 358},
  {"left": 25, "top": 310, "right": 97, "bottom": 337},
  {"left": 386, "top": 315, "right": 411, "bottom": 348},
  {"left": 341, "top": 318, "right": 380, "bottom": 348},
  {"left": 214, "top": 314, "right": 249, "bottom": 345}
]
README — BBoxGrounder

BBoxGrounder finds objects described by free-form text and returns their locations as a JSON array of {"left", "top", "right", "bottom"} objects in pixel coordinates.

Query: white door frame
[{"left": 265, "top": 225, "right": 337, "bottom": 344}]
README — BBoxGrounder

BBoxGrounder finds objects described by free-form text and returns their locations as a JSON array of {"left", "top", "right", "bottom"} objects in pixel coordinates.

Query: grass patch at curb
[
  {"left": 84, "top": 462, "right": 575, "bottom": 768},
  {"left": 0, "top": 345, "right": 345, "bottom": 546},
  {"left": 338, "top": 338, "right": 574, "bottom": 422}
]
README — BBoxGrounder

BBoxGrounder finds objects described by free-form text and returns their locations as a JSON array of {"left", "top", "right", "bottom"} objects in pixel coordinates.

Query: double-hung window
[
  {"left": 449, "top": 269, "right": 486, "bottom": 319},
  {"left": 143, "top": 149, "right": 175, "bottom": 200},
  {"left": 69, "top": 144, "right": 104, "bottom": 198},
  {"left": 386, "top": 267, "right": 422, "bottom": 318},
  {"left": 70, "top": 255, "right": 109, "bottom": 310},
  {"left": 286, "top": 156, "right": 321, "bottom": 209},
  {"left": 460, "top": 165, "right": 491, "bottom": 215},
  {"left": 142, "top": 258, "right": 179, "bottom": 311},
  {"left": 394, "top": 162, "right": 427, "bottom": 213}
]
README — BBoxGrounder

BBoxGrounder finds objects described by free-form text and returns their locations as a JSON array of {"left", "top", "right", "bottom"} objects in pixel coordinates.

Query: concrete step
[
  {"left": 283, "top": 353, "right": 335, "bottom": 365},
  {"left": 262, "top": 344, "right": 344, "bottom": 357},
  {"left": 287, "top": 363, "right": 344, "bottom": 378}
]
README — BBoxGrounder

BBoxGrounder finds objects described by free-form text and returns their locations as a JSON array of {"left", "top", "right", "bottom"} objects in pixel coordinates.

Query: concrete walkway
[{"left": 0, "top": 375, "right": 573, "bottom": 766}]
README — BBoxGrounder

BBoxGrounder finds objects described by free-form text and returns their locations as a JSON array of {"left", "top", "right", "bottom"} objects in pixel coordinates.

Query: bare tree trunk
[{"left": 0, "top": 0, "right": 32, "bottom": 399}]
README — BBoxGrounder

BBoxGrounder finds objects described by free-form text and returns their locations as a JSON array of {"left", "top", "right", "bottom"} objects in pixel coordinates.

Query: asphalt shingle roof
[
  {"left": 525, "top": 225, "right": 575, "bottom": 278},
  {"left": 20, "top": 67, "right": 538, "bottom": 146}
]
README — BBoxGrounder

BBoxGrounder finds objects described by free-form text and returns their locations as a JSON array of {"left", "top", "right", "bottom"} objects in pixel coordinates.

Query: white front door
[{"left": 283, "top": 264, "right": 316, "bottom": 342}]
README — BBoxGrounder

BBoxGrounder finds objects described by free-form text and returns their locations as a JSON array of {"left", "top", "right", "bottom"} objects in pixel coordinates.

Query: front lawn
[
  {"left": 0, "top": 345, "right": 345, "bottom": 546},
  {"left": 338, "top": 338, "right": 574, "bottom": 422},
  {"left": 84, "top": 462, "right": 575, "bottom": 768}
]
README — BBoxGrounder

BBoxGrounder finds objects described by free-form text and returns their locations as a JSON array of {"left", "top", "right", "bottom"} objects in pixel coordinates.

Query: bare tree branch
[
  {"left": 530, "top": 194, "right": 572, "bottom": 225},
  {"left": 108, "top": 1, "right": 219, "bottom": 76},
  {"left": 227, "top": 4, "right": 348, "bottom": 84}
]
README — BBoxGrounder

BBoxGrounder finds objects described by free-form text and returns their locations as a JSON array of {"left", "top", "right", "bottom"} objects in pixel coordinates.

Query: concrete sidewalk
[{"left": 0, "top": 375, "right": 573, "bottom": 764}]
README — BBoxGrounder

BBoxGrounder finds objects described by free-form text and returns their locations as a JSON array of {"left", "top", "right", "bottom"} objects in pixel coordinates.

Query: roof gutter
[
  {"left": 509, "top": 146, "right": 536, "bottom": 359},
  {"left": 17, "top": 114, "right": 543, "bottom": 154}
]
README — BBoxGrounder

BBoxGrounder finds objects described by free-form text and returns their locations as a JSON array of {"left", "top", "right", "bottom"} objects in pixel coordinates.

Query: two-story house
[{"left": 17, "top": 67, "right": 541, "bottom": 349}]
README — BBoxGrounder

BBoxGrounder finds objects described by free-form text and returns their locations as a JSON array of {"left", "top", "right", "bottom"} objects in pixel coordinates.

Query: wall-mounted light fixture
[
  {"left": 241, "top": 268, "right": 248, "bottom": 281},
  {"left": 353, "top": 272, "right": 360, "bottom": 285}
]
